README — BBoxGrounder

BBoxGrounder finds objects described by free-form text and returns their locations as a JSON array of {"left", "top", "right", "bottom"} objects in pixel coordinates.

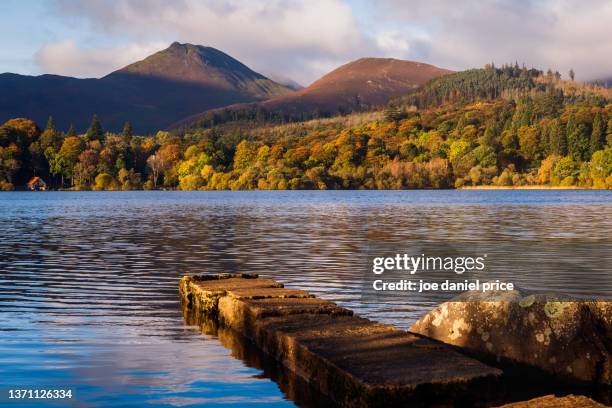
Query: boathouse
[{"left": 27, "top": 176, "right": 47, "bottom": 191}]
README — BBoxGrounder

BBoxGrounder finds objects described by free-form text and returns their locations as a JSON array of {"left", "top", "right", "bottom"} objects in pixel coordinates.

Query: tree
[
  {"left": 233, "top": 140, "right": 259, "bottom": 170},
  {"left": 590, "top": 112, "right": 604, "bottom": 155},
  {"left": 39, "top": 116, "right": 62, "bottom": 152},
  {"left": 122, "top": 121, "right": 133, "bottom": 140},
  {"left": 569, "top": 69, "right": 575, "bottom": 81},
  {"left": 67, "top": 124, "right": 77, "bottom": 137},
  {"left": 567, "top": 123, "right": 589, "bottom": 161},
  {"left": 607, "top": 118, "right": 612, "bottom": 147},
  {"left": 117, "top": 168, "right": 141, "bottom": 190},
  {"left": 86, "top": 114, "right": 104, "bottom": 141},
  {"left": 45, "top": 116, "right": 55, "bottom": 132},
  {"left": 58, "top": 136, "right": 85, "bottom": 185},
  {"left": 518, "top": 125, "right": 540, "bottom": 162},
  {"left": 45, "top": 147, "right": 65, "bottom": 187},
  {"left": 549, "top": 119, "right": 567, "bottom": 156},
  {"left": 146, "top": 154, "right": 162, "bottom": 188},
  {"left": 589, "top": 147, "right": 612, "bottom": 188},
  {"left": 94, "top": 173, "right": 113, "bottom": 190},
  {"left": 73, "top": 149, "right": 99, "bottom": 187}
]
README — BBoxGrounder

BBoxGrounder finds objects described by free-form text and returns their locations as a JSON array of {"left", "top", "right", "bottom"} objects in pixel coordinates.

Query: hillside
[
  {"left": 3, "top": 60, "right": 611, "bottom": 192},
  {"left": 172, "top": 58, "right": 452, "bottom": 128},
  {"left": 0, "top": 43, "right": 292, "bottom": 133},
  {"left": 395, "top": 64, "right": 612, "bottom": 109}
]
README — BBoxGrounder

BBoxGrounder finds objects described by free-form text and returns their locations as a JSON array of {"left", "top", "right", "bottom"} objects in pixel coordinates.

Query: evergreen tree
[
  {"left": 607, "top": 118, "right": 612, "bottom": 147},
  {"left": 565, "top": 113, "right": 577, "bottom": 141},
  {"left": 67, "top": 124, "right": 77, "bottom": 137},
  {"left": 86, "top": 114, "right": 104, "bottom": 141},
  {"left": 519, "top": 100, "right": 533, "bottom": 127},
  {"left": 590, "top": 112, "right": 604, "bottom": 155},
  {"left": 483, "top": 121, "right": 497, "bottom": 146},
  {"left": 122, "top": 121, "right": 133, "bottom": 139},
  {"left": 569, "top": 69, "right": 575, "bottom": 81},
  {"left": 568, "top": 123, "right": 589, "bottom": 161},
  {"left": 550, "top": 119, "right": 567, "bottom": 155},
  {"left": 45, "top": 116, "right": 55, "bottom": 131}
]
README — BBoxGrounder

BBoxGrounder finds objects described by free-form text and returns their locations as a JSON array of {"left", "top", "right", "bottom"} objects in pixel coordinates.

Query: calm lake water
[{"left": 1, "top": 190, "right": 611, "bottom": 407}]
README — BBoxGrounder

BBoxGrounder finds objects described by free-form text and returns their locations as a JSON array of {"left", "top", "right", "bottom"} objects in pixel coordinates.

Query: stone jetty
[{"left": 180, "top": 273, "right": 501, "bottom": 407}]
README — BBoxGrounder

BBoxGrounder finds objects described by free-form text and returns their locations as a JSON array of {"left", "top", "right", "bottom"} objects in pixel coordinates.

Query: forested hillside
[
  {"left": 1, "top": 65, "right": 611, "bottom": 191},
  {"left": 395, "top": 63, "right": 611, "bottom": 108}
]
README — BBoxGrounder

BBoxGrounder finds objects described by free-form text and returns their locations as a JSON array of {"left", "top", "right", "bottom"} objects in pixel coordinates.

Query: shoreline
[
  {"left": 5, "top": 185, "right": 611, "bottom": 192},
  {"left": 459, "top": 185, "right": 592, "bottom": 190}
]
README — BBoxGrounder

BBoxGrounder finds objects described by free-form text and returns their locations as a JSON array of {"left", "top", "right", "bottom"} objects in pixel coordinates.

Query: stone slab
[
  {"left": 179, "top": 275, "right": 283, "bottom": 315},
  {"left": 228, "top": 287, "right": 314, "bottom": 300},
  {"left": 230, "top": 297, "right": 354, "bottom": 318}
]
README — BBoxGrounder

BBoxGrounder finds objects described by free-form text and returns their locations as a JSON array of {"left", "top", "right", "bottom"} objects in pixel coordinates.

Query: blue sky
[{"left": 1, "top": 0, "right": 611, "bottom": 85}]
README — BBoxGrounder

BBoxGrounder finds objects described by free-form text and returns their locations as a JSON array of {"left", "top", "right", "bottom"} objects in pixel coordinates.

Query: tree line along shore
[{"left": 1, "top": 65, "right": 611, "bottom": 191}]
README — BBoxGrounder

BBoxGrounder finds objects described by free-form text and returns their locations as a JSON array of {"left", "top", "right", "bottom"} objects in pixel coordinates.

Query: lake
[{"left": 0, "top": 190, "right": 610, "bottom": 407}]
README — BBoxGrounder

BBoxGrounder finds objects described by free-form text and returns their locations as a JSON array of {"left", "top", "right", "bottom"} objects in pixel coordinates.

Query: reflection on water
[
  {"left": 181, "top": 304, "right": 335, "bottom": 408},
  {"left": 0, "top": 190, "right": 610, "bottom": 407}
]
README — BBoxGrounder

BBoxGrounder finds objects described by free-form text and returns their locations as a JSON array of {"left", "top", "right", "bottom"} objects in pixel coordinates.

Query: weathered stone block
[
  {"left": 410, "top": 290, "right": 611, "bottom": 386},
  {"left": 179, "top": 274, "right": 283, "bottom": 315}
]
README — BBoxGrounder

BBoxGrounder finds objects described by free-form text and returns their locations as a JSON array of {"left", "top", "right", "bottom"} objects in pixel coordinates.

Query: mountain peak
[
  {"left": 109, "top": 42, "right": 266, "bottom": 84},
  {"left": 1, "top": 43, "right": 294, "bottom": 133}
]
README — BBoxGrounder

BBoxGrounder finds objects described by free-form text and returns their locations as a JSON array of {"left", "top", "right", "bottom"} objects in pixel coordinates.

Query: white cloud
[
  {"left": 36, "top": 0, "right": 612, "bottom": 82},
  {"left": 35, "top": 39, "right": 167, "bottom": 78},
  {"left": 45, "top": 0, "right": 371, "bottom": 84},
  {"left": 374, "top": 0, "right": 612, "bottom": 80},
  {"left": 375, "top": 31, "right": 411, "bottom": 55}
]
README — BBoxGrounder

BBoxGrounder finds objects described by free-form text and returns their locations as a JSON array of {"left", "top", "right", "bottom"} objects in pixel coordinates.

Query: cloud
[
  {"left": 374, "top": 0, "right": 612, "bottom": 80},
  {"left": 45, "top": 0, "right": 373, "bottom": 84},
  {"left": 37, "top": 0, "right": 612, "bottom": 82},
  {"left": 35, "top": 39, "right": 167, "bottom": 78}
]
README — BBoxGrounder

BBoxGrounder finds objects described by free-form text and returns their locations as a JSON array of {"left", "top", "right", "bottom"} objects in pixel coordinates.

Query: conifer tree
[
  {"left": 122, "top": 121, "right": 133, "bottom": 139},
  {"left": 590, "top": 112, "right": 604, "bottom": 155},
  {"left": 45, "top": 116, "right": 55, "bottom": 131},
  {"left": 550, "top": 119, "right": 567, "bottom": 155},
  {"left": 67, "top": 124, "right": 76, "bottom": 137},
  {"left": 86, "top": 114, "right": 104, "bottom": 141}
]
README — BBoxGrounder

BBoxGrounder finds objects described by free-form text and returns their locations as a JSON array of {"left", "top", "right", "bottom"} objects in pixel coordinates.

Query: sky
[{"left": 1, "top": 0, "right": 611, "bottom": 86}]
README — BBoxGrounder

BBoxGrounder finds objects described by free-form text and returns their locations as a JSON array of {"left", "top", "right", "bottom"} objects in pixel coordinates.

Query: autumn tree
[
  {"left": 146, "top": 154, "right": 163, "bottom": 188},
  {"left": 58, "top": 136, "right": 85, "bottom": 185}
]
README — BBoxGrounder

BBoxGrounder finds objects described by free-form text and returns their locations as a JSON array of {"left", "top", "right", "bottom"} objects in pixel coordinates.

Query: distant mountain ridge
[
  {"left": 0, "top": 42, "right": 292, "bottom": 133},
  {"left": 173, "top": 57, "right": 452, "bottom": 129}
]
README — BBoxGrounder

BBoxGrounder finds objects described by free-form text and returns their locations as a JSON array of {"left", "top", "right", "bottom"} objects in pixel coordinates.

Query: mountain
[
  {"left": 0, "top": 42, "right": 292, "bottom": 133},
  {"left": 173, "top": 58, "right": 452, "bottom": 128},
  {"left": 262, "top": 58, "right": 452, "bottom": 113}
]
